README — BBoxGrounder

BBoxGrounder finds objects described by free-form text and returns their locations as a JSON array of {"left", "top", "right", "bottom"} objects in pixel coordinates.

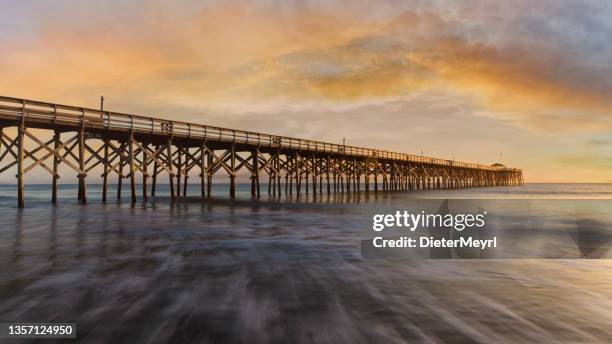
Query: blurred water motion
[{"left": 1, "top": 183, "right": 612, "bottom": 343}]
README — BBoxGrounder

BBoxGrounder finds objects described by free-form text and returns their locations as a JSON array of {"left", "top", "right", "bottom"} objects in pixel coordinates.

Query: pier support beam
[
  {"left": 229, "top": 144, "right": 236, "bottom": 199},
  {"left": 114, "top": 142, "right": 126, "bottom": 201},
  {"left": 17, "top": 118, "right": 25, "bottom": 208},
  {"left": 151, "top": 145, "right": 159, "bottom": 197},
  {"left": 250, "top": 150, "right": 256, "bottom": 198},
  {"left": 167, "top": 138, "right": 175, "bottom": 199},
  {"left": 252, "top": 149, "right": 260, "bottom": 198},
  {"left": 102, "top": 138, "right": 109, "bottom": 202},
  {"left": 128, "top": 132, "right": 136, "bottom": 203},
  {"left": 182, "top": 148, "right": 189, "bottom": 196},
  {"left": 206, "top": 151, "right": 213, "bottom": 198},
  {"left": 78, "top": 122, "right": 87, "bottom": 205},
  {"left": 51, "top": 130, "right": 60, "bottom": 204},
  {"left": 200, "top": 142, "right": 206, "bottom": 198},
  {"left": 176, "top": 147, "right": 182, "bottom": 197},
  {"left": 142, "top": 143, "right": 148, "bottom": 199}
]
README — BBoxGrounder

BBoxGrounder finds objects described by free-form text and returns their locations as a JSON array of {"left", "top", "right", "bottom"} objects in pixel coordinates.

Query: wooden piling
[
  {"left": 251, "top": 150, "right": 257, "bottom": 198},
  {"left": 253, "top": 149, "right": 260, "bottom": 198},
  {"left": 182, "top": 147, "right": 188, "bottom": 196},
  {"left": 326, "top": 157, "right": 331, "bottom": 194},
  {"left": 151, "top": 144, "right": 158, "bottom": 197},
  {"left": 128, "top": 132, "right": 136, "bottom": 203},
  {"left": 117, "top": 143, "right": 124, "bottom": 200},
  {"left": 51, "top": 130, "right": 60, "bottom": 203},
  {"left": 276, "top": 153, "right": 281, "bottom": 197},
  {"left": 102, "top": 138, "right": 109, "bottom": 202},
  {"left": 206, "top": 152, "right": 212, "bottom": 197},
  {"left": 229, "top": 144, "right": 236, "bottom": 198},
  {"left": 17, "top": 117, "right": 25, "bottom": 208},
  {"left": 78, "top": 124, "right": 87, "bottom": 204},
  {"left": 200, "top": 142, "right": 206, "bottom": 198},
  {"left": 142, "top": 143, "right": 148, "bottom": 199},
  {"left": 176, "top": 147, "right": 182, "bottom": 197},
  {"left": 268, "top": 158, "right": 276, "bottom": 196},
  {"left": 167, "top": 138, "right": 175, "bottom": 198}
]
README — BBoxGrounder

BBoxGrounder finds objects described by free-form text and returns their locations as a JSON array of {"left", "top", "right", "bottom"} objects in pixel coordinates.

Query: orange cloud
[
  {"left": 403, "top": 38, "right": 612, "bottom": 131},
  {"left": 2, "top": 3, "right": 610, "bottom": 134}
]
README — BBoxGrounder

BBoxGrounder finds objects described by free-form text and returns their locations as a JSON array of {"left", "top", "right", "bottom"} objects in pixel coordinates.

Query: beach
[{"left": 1, "top": 184, "right": 611, "bottom": 342}]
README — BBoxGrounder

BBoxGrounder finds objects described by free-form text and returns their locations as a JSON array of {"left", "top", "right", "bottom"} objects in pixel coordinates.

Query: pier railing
[{"left": 0, "top": 96, "right": 519, "bottom": 173}]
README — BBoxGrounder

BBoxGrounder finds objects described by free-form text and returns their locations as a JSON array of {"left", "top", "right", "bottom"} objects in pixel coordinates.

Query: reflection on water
[{"left": 1, "top": 184, "right": 612, "bottom": 343}]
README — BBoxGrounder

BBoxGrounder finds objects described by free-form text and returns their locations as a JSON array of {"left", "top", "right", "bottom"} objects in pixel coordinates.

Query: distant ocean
[
  {"left": 1, "top": 183, "right": 611, "bottom": 342},
  {"left": 2, "top": 182, "right": 612, "bottom": 203}
]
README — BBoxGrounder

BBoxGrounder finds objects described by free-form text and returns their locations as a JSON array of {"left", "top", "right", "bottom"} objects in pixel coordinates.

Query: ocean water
[{"left": 1, "top": 183, "right": 611, "bottom": 343}]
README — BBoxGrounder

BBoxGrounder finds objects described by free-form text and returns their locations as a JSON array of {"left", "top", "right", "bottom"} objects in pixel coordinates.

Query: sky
[{"left": 1, "top": 0, "right": 611, "bottom": 183}]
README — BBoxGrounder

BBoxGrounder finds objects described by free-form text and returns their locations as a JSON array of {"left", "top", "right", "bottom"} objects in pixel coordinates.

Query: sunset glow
[{"left": 1, "top": 1, "right": 611, "bottom": 182}]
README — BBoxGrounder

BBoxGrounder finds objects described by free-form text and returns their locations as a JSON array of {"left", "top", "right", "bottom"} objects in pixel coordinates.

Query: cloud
[
  {"left": 239, "top": 8, "right": 612, "bottom": 132},
  {"left": 2, "top": 2, "right": 611, "bottom": 125},
  {"left": 1, "top": 0, "right": 612, "bottom": 182}
]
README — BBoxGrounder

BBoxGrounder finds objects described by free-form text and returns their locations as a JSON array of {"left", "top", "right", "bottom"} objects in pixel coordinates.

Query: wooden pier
[{"left": 0, "top": 96, "right": 523, "bottom": 207}]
